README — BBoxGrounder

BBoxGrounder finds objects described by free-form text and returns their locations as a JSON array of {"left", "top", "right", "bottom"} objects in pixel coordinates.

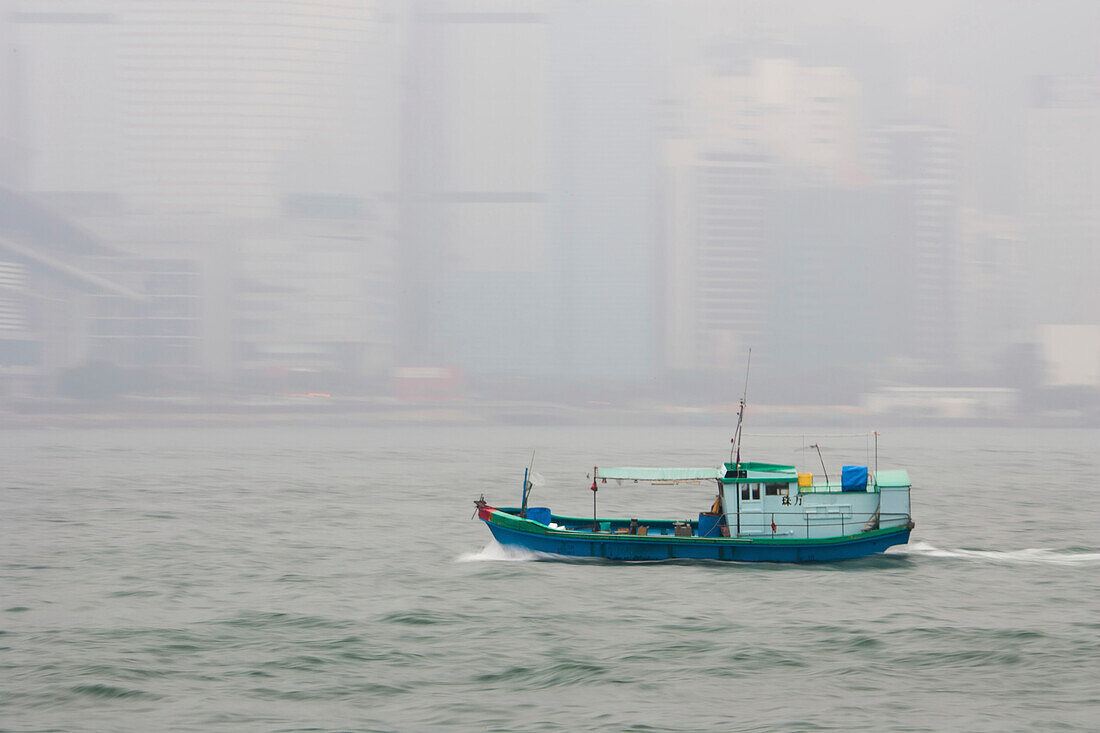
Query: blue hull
[{"left": 485, "top": 521, "right": 911, "bottom": 563}]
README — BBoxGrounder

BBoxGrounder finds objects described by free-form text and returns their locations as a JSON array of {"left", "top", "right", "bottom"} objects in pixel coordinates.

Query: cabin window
[
  {"left": 741, "top": 485, "right": 750, "bottom": 500},
  {"left": 765, "top": 483, "right": 788, "bottom": 496},
  {"left": 752, "top": 484, "right": 761, "bottom": 500}
]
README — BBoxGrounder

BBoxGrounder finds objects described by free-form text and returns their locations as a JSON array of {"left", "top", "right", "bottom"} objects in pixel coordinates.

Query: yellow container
[{"left": 798, "top": 472, "right": 813, "bottom": 488}]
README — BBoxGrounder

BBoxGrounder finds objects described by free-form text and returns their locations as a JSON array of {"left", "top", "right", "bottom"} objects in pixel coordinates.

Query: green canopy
[
  {"left": 875, "top": 469, "right": 911, "bottom": 488},
  {"left": 594, "top": 467, "right": 723, "bottom": 484}
]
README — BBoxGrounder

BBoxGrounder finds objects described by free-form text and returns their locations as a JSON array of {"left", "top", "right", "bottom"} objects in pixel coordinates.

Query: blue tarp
[
  {"left": 698, "top": 513, "right": 724, "bottom": 538},
  {"left": 841, "top": 465, "right": 868, "bottom": 492}
]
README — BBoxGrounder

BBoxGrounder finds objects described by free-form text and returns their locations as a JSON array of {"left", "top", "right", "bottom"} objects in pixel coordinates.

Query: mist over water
[{"left": 2, "top": 425, "right": 1098, "bottom": 731}]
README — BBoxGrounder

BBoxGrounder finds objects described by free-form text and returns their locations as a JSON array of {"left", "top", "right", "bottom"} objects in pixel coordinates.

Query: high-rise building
[
  {"left": 0, "top": 0, "right": 28, "bottom": 186},
  {"left": 663, "top": 145, "right": 770, "bottom": 372},
  {"left": 3, "top": 1, "right": 399, "bottom": 390},
  {"left": 398, "top": 1, "right": 659, "bottom": 384},
  {"left": 662, "top": 58, "right": 862, "bottom": 375},
  {"left": 547, "top": 1, "right": 658, "bottom": 382},
  {"left": 694, "top": 58, "right": 860, "bottom": 185},
  {"left": 762, "top": 185, "right": 899, "bottom": 401},
  {"left": 954, "top": 210, "right": 1024, "bottom": 375},
  {"left": 113, "top": 0, "right": 375, "bottom": 219},
  {"left": 5, "top": 1, "right": 121, "bottom": 200},
  {"left": 398, "top": 1, "right": 552, "bottom": 375},
  {"left": 867, "top": 125, "right": 958, "bottom": 368},
  {"left": 1024, "top": 75, "right": 1100, "bottom": 328}
]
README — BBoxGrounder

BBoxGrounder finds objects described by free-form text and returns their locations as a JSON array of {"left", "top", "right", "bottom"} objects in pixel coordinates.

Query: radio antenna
[
  {"left": 730, "top": 348, "right": 752, "bottom": 468},
  {"left": 809, "top": 443, "right": 829, "bottom": 486}
]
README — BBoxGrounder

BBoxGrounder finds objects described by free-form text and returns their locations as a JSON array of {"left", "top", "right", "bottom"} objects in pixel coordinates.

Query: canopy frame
[{"left": 593, "top": 466, "right": 724, "bottom": 485}]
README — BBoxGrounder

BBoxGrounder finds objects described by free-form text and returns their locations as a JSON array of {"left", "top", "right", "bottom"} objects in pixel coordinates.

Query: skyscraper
[
  {"left": 954, "top": 210, "right": 1024, "bottom": 375},
  {"left": 398, "top": 1, "right": 551, "bottom": 374},
  {"left": 115, "top": 0, "right": 375, "bottom": 219},
  {"left": 5, "top": 1, "right": 121, "bottom": 200},
  {"left": 868, "top": 125, "right": 958, "bottom": 369},
  {"left": 662, "top": 58, "right": 861, "bottom": 375},
  {"left": 397, "top": 1, "right": 659, "bottom": 385},
  {"left": 1024, "top": 75, "right": 1100, "bottom": 328},
  {"left": 548, "top": 1, "right": 658, "bottom": 382},
  {"left": 4, "top": 1, "right": 397, "bottom": 388}
]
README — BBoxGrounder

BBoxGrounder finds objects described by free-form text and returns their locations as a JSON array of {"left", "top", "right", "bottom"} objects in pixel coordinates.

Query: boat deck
[{"left": 479, "top": 505, "right": 914, "bottom": 562}]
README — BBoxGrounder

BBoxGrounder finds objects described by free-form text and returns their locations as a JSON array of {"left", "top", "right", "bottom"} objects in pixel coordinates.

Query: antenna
[
  {"left": 520, "top": 449, "right": 535, "bottom": 516},
  {"left": 730, "top": 348, "right": 752, "bottom": 469},
  {"left": 809, "top": 443, "right": 829, "bottom": 486}
]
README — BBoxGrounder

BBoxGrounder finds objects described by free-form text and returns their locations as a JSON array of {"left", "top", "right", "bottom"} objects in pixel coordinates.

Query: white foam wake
[
  {"left": 456, "top": 541, "right": 554, "bottom": 563},
  {"left": 896, "top": 541, "right": 1100, "bottom": 566}
]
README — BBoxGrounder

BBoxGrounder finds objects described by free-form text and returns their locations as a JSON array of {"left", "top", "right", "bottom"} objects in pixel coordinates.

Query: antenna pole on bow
[{"left": 520, "top": 449, "right": 535, "bottom": 517}]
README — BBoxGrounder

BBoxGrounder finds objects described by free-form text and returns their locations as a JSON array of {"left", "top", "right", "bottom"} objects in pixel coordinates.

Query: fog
[{"left": 1, "top": 0, "right": 1098, "bottom": 423}]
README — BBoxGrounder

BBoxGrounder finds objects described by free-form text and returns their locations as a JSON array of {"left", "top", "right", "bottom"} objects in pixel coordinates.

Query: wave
[
  {"left": 456, "top": 541, "right": 561, "bottom": 563},
  {"left": 898, "top": 541, "right": 1100, "bottom": 566},
  {"left": 459, "top": 539, "right": 1100, "bottom": 567},
  {"left": 69, "top": 684, "right": 161, "bottom": 701}
]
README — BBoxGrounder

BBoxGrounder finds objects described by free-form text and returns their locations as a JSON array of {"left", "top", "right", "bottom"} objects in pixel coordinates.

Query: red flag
[{"left": 771, "top": 515, "right": 777, "bottom": 534}]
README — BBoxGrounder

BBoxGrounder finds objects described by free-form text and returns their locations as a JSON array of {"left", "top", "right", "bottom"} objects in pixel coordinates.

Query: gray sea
[{"left": 1, "top": 425, "right": 1098, "bottom": 732}]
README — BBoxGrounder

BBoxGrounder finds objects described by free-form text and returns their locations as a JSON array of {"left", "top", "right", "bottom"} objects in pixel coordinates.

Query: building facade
[
  {"left": 2, "top": 1, "right": 399, "bottom": 394},
  {"left": 867, "top": 125, "right": 959, "bottom": 370}
]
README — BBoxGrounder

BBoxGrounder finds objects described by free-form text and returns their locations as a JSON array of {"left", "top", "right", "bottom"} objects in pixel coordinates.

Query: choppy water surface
[{"left": 1, "top": 425, "right": 1098, "bottom": 732}]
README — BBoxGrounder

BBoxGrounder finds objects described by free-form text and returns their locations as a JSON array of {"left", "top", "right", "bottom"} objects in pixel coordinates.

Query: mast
[
  {"left": 736, "top": 349, "right": 751, "bottom": 467},
  {"left": 591, "top": 468, "right": 599, "bottom": 532},
  {"left": 874, "top": 431, "right": 879, "bottom": 479},
  {"left": 729, "top": 348, "right": 751, "bottom": 536}
]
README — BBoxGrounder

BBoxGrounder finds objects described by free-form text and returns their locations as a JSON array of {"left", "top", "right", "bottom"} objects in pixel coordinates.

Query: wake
[
  {"left": 457, "top": 541, "right": 558, "bottom": 563},
  {"left": 459, "top": 540, "right": 1100, "bottom": 567},
  {"left": 897, "top": 541, "right": 1100, "bottom": 566}
]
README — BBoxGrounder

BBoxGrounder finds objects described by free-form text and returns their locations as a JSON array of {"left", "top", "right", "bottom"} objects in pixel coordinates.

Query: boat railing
[
  {"left": 710, "top": 511, "right": 912, "bottom": 537},
  {"left": 800, "top": 482, "right": 877, "bottom": 494}
]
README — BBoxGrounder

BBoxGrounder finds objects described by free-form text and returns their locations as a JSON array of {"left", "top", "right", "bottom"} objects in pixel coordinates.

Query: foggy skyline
[{"left": 1, "top": 0, "right": 1099, "bottom": 419}]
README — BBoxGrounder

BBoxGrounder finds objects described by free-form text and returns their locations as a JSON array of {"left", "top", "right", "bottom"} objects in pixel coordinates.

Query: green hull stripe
[{"left": 489, "top": 510, "right": 911, "bottom": 547}]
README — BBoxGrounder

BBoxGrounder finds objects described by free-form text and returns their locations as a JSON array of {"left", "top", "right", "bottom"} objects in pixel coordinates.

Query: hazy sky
[{"left": 2, "top": 0, "right": 1099, "bottom": 403}]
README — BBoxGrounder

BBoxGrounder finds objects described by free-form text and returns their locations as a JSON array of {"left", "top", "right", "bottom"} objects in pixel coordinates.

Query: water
[{"left": 1, "top": 425, "right": 1098, "bottom": 732}]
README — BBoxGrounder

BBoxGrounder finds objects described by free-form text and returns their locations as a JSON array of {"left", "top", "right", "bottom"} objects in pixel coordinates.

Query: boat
[
  {"left": 473, "top": 357, "right": 913, "bottom": 562},
  {"left": 473, "top": 458, "right": 914, "bottom": 563}
]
